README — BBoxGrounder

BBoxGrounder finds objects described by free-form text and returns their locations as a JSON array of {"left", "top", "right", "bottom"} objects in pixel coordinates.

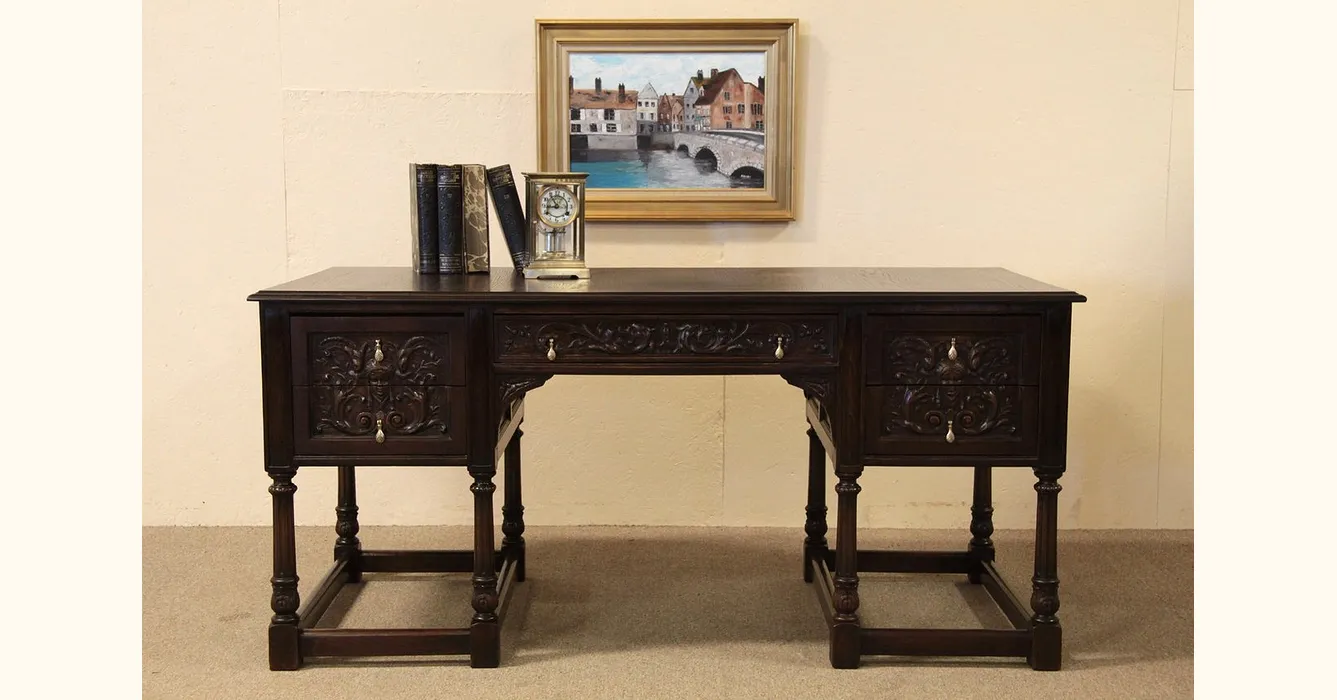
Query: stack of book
[{"left": 409, "top": 163, "right": 530, "bottom": 274}]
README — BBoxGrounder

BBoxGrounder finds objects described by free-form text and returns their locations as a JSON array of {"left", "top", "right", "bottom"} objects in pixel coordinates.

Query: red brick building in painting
[{"left": 691, "top": 68, "right": 765, "bottom": 132}]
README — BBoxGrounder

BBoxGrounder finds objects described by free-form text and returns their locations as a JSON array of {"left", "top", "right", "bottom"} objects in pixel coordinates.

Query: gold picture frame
[{"left": 536, "top": 19, "right": 798, "bottom": 221}]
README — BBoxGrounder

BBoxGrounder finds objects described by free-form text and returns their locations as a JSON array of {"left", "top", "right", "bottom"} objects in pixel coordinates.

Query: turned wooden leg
[
  {"left": 267, "top": 468, "right": 301, "bottom": 671},
  {"left": 967, "top": 465, "right": 995, "bottom": 584},
  {"left": 1029, "top": 467, "right": 1064, "bottom": 671},
  {"left": 334, "top": 466, "right": 362, "bottom": 583},
  {"left": 803, "top": 427, "right": 829, "bottom": 583},
  {"left": 469, "top": 464, "right": 500, "bottom": 668},
  {"left": 502, "top": 427, "right": 526, "bottom": 583},
  {"left": 830, "top": 465, "right": 863, "bottom": 669}
]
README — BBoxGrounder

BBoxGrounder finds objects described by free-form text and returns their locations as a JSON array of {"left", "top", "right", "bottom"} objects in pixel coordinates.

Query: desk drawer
[
  {"left": 292, "top": 316, "right": 466, "bottom": 386},
  {"left": 495, "top": 315, "right": 836, "bottom": 364},
  {"left": 865, "top": 315, "right": 1042, "bottom": 386},
  {"left": 865, "top": 385, "right": 1038, "bottom": 457},
  {"left": 293, "top": 385, "right": 467, "bottom": 456}
]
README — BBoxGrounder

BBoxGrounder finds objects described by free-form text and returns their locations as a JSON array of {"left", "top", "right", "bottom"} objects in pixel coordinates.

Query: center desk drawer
[
  {"left": 495, "top": 315, "right": 836, "bottom": 364},
  {"left": 291, "top": 315, "right": 466, "bottom": 386},
  {"left": 865, "top": 314, "right": 1042, "bottom": 385}
]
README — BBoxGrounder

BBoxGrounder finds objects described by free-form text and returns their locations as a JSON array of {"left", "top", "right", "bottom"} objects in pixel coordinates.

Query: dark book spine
[
  {"left": 485, "top": 164, "right": 530, "bottom": 270},
  {"left": 410, "top": 163, "right": 438, "bottom": 273},
  {"left": 436, "top": 165, "right": 464, "bottom": 274},
  {"left": 460, "top": 164, "right": 491, "bottom": 273}
]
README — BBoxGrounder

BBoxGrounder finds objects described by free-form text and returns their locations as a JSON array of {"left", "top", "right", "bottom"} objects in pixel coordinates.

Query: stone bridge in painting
[{"left": 671, "top": 131, "right": 765, "bottom": 183}]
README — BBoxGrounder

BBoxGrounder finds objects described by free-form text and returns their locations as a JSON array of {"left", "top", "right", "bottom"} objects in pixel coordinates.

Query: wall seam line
[
  {"left": 720, "top": 376, "right": 727, "bottom": 524},
  {"left": 277, "top": 0, "right": 291, "bottom": 277},
  {"left": 1154, "top": 0, "right": 1186, "bottom": 528},
  {"left": 718, "top": 251, "right": 727, "bottom": 524}
]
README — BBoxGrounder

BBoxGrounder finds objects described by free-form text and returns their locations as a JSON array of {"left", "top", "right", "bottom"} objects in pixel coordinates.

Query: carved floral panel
[
  {"left": 880, "top": 385, "right": 1021, "bottom": 439},
  {"left": 310, "top": 385, "right": 451, "bottom": 438},
  {"left": 309, "top": 334, "right": 452, "bottom": 385},
  {"left": 882, "top": 334, "right": 1023, "bottom": 385}
]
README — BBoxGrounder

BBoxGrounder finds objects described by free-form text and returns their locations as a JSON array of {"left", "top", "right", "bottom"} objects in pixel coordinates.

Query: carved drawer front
[
  {"left": 291, "top": 315, "right": 466, "bottom": 386},
  {"left": 864, "top": 385, "right": 1039, "bottom": 457},
  {"left": 865, "top": 315, "right": 1042, "bottom": 386},
  {"left": 494, "top": 315, "right": 837, "bottom": 364},
  {"left": 293, "top": 384, "right": 467, "bottom": 456}
]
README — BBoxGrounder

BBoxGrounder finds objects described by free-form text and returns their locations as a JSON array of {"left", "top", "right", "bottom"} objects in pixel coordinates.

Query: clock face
[{"left": 537, "top": 185, "right": 578, "bottom": 228}]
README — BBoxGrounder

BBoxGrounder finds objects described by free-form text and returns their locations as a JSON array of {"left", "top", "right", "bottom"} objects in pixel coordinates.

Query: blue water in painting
[{"left": 572, "top": 150, "right": 758, "bottom": 189}]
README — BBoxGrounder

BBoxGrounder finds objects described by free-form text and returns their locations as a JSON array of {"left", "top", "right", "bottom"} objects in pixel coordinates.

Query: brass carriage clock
[{"left": 522, "top": 172, "right": 589, "bottom": 279}]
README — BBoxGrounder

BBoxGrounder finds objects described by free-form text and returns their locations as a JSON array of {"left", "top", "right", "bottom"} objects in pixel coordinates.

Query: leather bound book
[
  {"left": 485, "top": 164, "right": 530, "bottom": 270},
  {"left": 409, "top": 163, "right": 438, "bottom": 274},
  {"left": 436, "top": 165, "right": 465, "bottom": 274},
  {"left": 460, "top": 164, "right": 491, "bottom": 273}
]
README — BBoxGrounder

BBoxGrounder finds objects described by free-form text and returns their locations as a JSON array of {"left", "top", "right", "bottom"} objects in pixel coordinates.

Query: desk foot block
[
  {"left": 808, "top": 550, "right": 1045, "bottom": 668},
  {"left": 281, "top": 549, "right": 520, "bottom": 666}
]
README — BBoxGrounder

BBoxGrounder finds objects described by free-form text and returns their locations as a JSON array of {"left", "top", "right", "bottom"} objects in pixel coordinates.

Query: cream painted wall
[{"left": 143, "top": 0, "right": 1193, "bottom": 529}]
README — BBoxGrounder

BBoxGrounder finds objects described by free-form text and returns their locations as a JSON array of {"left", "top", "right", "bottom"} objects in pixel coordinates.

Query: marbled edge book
[{"left": 460, "top": 164, "right": 491, "bottom": 273}]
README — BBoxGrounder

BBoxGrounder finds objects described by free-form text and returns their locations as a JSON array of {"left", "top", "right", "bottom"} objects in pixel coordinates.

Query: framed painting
[{"left": 536, "top": 19, "right": 798, "bottom": 221}]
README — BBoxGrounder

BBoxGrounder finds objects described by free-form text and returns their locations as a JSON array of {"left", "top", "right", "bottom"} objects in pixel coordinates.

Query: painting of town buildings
[{"left": 568, "top": 52, "right": 767, "bottom": 189}]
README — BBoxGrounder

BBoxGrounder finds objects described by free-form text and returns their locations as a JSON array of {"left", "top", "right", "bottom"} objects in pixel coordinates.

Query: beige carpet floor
[{"left": 143, "top": 526, "right": 1192, "bottom": 699}]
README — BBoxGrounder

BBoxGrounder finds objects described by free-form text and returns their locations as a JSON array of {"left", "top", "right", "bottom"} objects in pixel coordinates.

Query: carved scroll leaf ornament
[
  {"left": 885, "top": 335, "right": 1019, "bottom": 385},
  {"left": 313, "top": 335, "right": 448, "bottom": 385},
  {"left": 882, "top": 385, "right": 1018, "bottom": 438},
  {"left": 312, "top": 385, "right": 449, "bottom": 437}
]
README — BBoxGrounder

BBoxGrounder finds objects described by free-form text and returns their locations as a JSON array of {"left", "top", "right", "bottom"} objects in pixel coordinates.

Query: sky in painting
[{"left": 569, "top": 52, "right": 766, "bottom": 97}]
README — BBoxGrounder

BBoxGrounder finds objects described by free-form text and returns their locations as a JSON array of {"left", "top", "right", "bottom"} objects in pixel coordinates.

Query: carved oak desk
[{"left": 248, "top": 266, "right": 1084, "bottom": 671}]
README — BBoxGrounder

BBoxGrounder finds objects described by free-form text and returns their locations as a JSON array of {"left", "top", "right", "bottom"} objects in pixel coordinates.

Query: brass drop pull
[
  {"left": 945, "top": 420, "right": 956, "bottom": 444},
  {"left": 546, "top": 339, "right": 557, "bottom": 362},
  {"left": 374, "top": 340, "right": 384, "bottom": 362},
  {"left": 774, "top": 338, "right": 786, "bottom": 360},
  {"left": 947, "top": 338, "right": 958, "bottom": 361},
  {"left": 375, "top": 418, "right": 385, "bottom": 444}
]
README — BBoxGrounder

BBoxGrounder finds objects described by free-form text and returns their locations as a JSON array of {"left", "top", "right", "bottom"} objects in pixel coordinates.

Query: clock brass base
[{"left": 523, "top": 265, "right": 590, "bottom": 280}]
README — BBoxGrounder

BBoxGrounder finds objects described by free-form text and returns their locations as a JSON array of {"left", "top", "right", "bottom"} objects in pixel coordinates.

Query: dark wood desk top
[{"left": 249, "top": 267, "right": 1086, "bottom": 304}]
